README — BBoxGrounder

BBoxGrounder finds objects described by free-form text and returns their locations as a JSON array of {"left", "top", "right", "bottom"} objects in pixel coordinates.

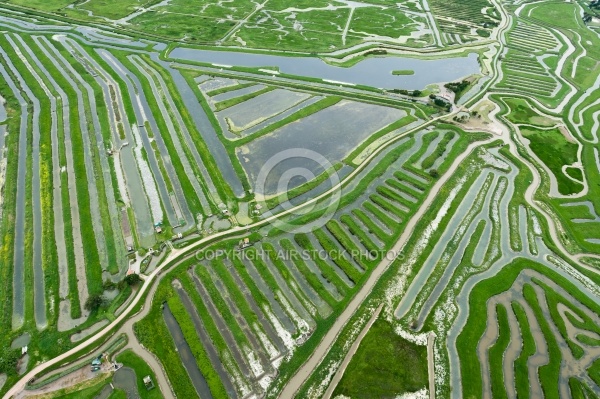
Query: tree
[
  {"left": 85, "top": 294, "right": 106, "bottom": 312},
  {"left": 124, "top": 273, "right": 142, "bottom": 286},
  {"left": 429, "top": 169, "right": 439, "bottom": 178},
  {"left": 433, "top": 98, "right": 446, "bottom": 107}
]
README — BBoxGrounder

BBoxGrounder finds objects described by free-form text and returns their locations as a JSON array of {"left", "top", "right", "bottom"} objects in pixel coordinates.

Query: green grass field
[
  {"left": 332, "top": 318, "right": 427, "bottom": 398},
  {"left": 520, "top": 127, "right": 581, "bottom": 195}
]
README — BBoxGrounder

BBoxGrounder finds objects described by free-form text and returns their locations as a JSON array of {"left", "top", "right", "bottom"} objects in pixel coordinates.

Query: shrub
[
  {"left": 84, "top": 294, "right": 106, "bottom": 312},
  {"left": 0, "top": 347, "right": 20, "bottom": 375},
  {"left": 124, "top": 273, "right": 142, "bottom": 286}
]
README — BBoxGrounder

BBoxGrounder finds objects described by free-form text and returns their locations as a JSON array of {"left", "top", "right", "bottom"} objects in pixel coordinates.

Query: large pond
[
  {"left": 238, "top": 100, "right": 406, "bottom": 196},
  {"left": 169, "top": 48, "right": 480, "bottom": 89}
]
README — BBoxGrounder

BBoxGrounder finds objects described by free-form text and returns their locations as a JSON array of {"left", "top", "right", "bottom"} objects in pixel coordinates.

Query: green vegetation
[
  {"left": 523, "top": 283, "right": 561, "bottom": 399},
  {"left": 294, "top": 233, "right": 349, "bottom": 294},
  {"left": 502, "top": 98, "right": 555, "bottom": 127},
  {"left": 340, "top": 214, "right": 379, "bottom": 255},
  {"left": 134, "top": 283, "right": 198, "bottom": 399},
  {"left": 167, "top": 293, "right": 229, "bottom": 398},
  {"left": 3, "top": 0, "right": 439, "bottom": 52},
  {"left": 444, "top": 80, "right": 470, "bottom": 96},
  {"left": 421, "top": 131, "right": 455, "bottom": 170},
  {"left": 84, "top": 294, "right": 107, "bottom": 312},
  {"left": 458, "top": 257, "right": 600, "bottom": 399},
  {"left": 3, "top": 4, "right": 600, "bottom": 399},
  {"left": 430, "top": 0, "right": 497, "bottom": 45},
  {"left": 512, "top": 301, "right": 535, "bottom": 399},
  {"left": 214, "top": 86, "right": 274, "bottom": 112},
  {"left": 279, "top": 238, "right": 339, "bottom": 307},
  {"left": 114, "top": 350, "right": 163, "bottom": 399},
  {"left": 107, "top": 388, "right": 127, "bottom": 399},
  {"left": 0, "top": 347, "right": 20, "bottom": 375},
  {"left": 521, "top": 127, "right": 581, "bottom": 195},
  {"left": 332, "top": 319, "right": 427, "bottom": 398},
  {"left": 590, "top": 358, "right": 600, "bottom": 387},
  {"left": 565, "top": 166, "right": 583, "bottom": 181},
  {"left": 205, "top": 82, "right": 256, "bottom": 97},
  {"left": 392, "top": 70, "right": 415, "bottom": 76},
  {"left": 488, "top": 304, "right": 509, "bottom": 399},
  {"left": 313, "top": 228, "right": 362, "bottom": 285}
]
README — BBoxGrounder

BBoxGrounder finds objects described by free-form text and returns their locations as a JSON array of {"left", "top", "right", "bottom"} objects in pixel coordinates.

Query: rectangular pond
[
  {"left": 218, "top": 88, "right": 312, "bottom": 133},
  {"left": 237, "top": 100, "right": 406, "bottom": 196}
]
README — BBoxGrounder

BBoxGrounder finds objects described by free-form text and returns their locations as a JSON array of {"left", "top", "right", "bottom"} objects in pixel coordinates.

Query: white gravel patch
[
  {"left": 244, "top": 346, "right": 264, "bottom": 378},
  {"left": 131, "top": 124, "right": 163, "bottom": 223},
  {"left": 531, "top": 211, "right": 542, "bottom": 235},
  {"left": 272, "top": 356, "right": 284, "bottom": 369},
  {"left": 263, "top": 306, "right": 296, "bottom": 356},
  {"left": 547, "top": 255, "right": 600, "bottom": 297},
  {"left": 277, "top": 291, "right": 310, "bottom": 335},
  {"left": 258, "top": 374, "right": 274, "bottom": 390},
  {"left": 479, "top": 149, "right": 510, "bottom": 171},
  {"left": 491, "top": 178, "right": 506, "bottom": 225},
  {"left": 223, "top": 351, "right": 252, "bottom": 397},
  {"left": 342, "top": 311, "right": 370, "bottom": 352},
  {"left": 113, "top": 153, "right": 130, "bottom": 205},
  {"left": 395, "top": 326, "right": 428, "bottom": 346},
  {"left": 253, "top": 323, "right": 280, "bottom": 360},
  {"left": 306, "top": 359, "right": 340, "bottom": 399},
  {"left": 396, "top": 388, "right": 429, "bottom": 399},
  {"left": 289, "top": 280, "right": 317, "bottom": 316},
  {"left": 433, "top": 301, "right": 456, "bottom": 386}
]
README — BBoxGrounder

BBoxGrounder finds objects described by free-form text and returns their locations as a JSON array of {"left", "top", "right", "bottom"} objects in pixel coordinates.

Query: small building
[{"left": 143, "top": 375, "right": 155, "bottom": 390}]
